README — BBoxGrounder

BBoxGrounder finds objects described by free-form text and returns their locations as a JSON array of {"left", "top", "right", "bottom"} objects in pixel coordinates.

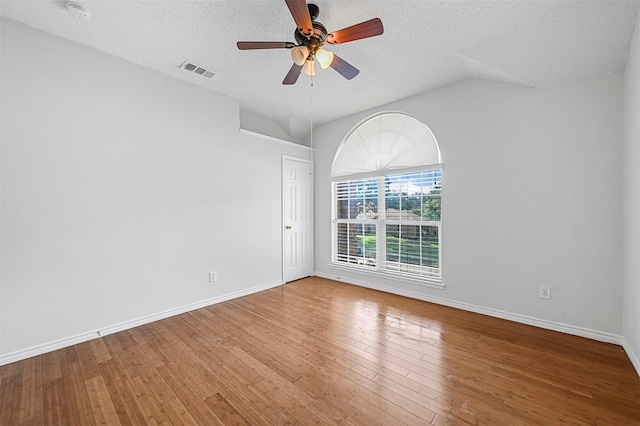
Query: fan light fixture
[
  {"left": 291, "top": 46, "right": 310, "bottom": 66},
  {"left": 315, "top": 48, "right": 334, "bottom": 69},
  {"left": 302, "top": 59, "right": 315, "bottom": 76}
]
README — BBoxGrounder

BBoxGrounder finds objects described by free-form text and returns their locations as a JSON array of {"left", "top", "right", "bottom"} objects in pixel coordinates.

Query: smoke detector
[{"left": 65, "top": 2, "right": 92, "bottom": 20}]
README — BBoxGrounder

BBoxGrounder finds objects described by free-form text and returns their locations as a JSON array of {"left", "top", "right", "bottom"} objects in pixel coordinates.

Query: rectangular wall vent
[{"left": 180, "top": 61, "right": 215, "bottom": 78}]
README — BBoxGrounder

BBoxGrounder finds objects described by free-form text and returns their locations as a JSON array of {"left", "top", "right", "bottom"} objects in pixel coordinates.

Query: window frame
[{"left": 331, "top": 165, "right": 443, "bottom": 289}]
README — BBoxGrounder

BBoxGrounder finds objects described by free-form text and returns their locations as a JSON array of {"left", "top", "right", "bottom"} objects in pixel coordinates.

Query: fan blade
[
  {"left": 283, "top": 63, "right": 303, "bottom": 85},
  {"left": 285, "top": 0, "right": 313, "bottom": 36},
  {"left": 237, "top": 41, "right": 295, "bottom": 50},
  {"left": 326, "top": 18, "right": 384, "bottom": 44},
  {"left": 330, "top": 54, "right": 360, "bottom": 80}
]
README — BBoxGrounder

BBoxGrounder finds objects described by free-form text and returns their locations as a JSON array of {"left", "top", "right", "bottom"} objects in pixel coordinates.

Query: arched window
[{"left": 331, "top": 113, "right": 443, "bottom": 286}]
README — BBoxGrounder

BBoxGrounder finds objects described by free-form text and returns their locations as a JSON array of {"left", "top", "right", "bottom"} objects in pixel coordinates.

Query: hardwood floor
[{"left": 1, "top": 277, "right": 639, "bottom": 425}]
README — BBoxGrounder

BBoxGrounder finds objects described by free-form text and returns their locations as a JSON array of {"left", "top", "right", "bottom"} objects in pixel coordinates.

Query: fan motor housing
[
  {"left": 293, "top": 4, "right": 327, "bottom": 53},
  {"left": 295, "top": 21, "right": 328, "bottom": 47}
]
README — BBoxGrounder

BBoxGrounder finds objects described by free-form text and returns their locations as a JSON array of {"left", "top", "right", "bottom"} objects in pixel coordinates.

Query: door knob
[{"left": 285, "top": 225, "right": 292, "bottom": 230}]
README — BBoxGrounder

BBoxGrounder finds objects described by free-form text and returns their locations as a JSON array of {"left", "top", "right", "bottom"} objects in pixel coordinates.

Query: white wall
[
  {"left": 623, "top": 12, "right": 640, "bottom": 374},
  {"left": 0, "top": 19, "right": 310, "bottom": 364},
  {"left": 314, "top": 74, "right": 624, "bottom": 341}
]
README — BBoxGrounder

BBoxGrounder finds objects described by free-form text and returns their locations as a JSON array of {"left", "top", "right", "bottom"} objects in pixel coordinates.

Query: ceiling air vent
[{"left": 180, "top": 61, "right": 215, "bottom": 78}]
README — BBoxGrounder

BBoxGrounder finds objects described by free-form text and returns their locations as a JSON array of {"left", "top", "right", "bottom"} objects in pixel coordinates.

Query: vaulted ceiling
[{"left": 2, "top": 0, "right": 639, "bottom": 139}]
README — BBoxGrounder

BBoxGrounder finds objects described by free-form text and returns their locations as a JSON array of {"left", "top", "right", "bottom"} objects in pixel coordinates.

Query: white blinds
[
  {"left": 331, "top": 170, "right": 442, "bottom": 283},
  {"left": 331, "top": 113, "right": 440, "bottom": 178}
]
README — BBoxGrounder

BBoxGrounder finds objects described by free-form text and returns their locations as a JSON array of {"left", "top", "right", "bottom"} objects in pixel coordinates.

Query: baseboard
[
  {"left": 622, "top": 337, "right": 640, "bottom": 377},
  {"left": 314, "top": 271, "right": 624, "bottom": 345},
  {"left": 0, "top": 279, "right": 283, "bottom": 366},
  {"left": 0, "top": 330, "right": 101, "bottom": 367}
]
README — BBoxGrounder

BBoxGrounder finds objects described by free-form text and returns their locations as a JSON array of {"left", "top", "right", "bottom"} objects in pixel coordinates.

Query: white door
[{"left": 283, "top": 157, "right": 313, "bottom": 283}]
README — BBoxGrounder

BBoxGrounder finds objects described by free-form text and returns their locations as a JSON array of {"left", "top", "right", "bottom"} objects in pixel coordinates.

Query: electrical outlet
[
  {"left": 209, "top": 271, "right": 217, "bottom": 283},
  {"left": 539, "top": 285, "right": 551, "bottom": 299}
]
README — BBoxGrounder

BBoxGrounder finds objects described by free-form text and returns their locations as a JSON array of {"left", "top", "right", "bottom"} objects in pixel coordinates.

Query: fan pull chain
[{"left": 309, "top": 75, "right": 314, "bottom": 176}]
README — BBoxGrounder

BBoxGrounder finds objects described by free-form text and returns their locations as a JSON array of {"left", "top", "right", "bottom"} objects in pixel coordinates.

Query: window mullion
[{"left": 376, "top": 176, "right": 386, "bottom": 270}]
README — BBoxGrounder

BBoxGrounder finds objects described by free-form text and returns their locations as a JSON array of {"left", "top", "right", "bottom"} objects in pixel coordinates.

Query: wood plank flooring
[{"left": 1, "top": 277, "right": 639, "bottom": 425}]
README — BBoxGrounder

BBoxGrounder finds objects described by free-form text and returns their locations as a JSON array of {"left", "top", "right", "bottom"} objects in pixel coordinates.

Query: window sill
[{"left": 329, "top": 263, "right": 445, "bottom": 290}]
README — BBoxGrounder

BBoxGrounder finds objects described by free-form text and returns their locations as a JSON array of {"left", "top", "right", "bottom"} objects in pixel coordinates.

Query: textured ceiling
[{"left": 1, "top": 0, "right": 639, "bottom": 137}]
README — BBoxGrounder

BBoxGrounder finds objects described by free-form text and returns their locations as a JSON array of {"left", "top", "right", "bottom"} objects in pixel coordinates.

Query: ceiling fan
[{"left": 237, "top": 0, "right": 384, "bottom": 85}]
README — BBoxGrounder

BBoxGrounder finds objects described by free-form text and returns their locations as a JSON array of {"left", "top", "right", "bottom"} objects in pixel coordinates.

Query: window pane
[
  {"left": 422, "top": 171, "right": 441, "bottom": 221},
  {"left": 401, "top": 225, "right": 421, "bottom": 265},
  {"left": 386, "top": 225, "right": 422, "bottom": 267},
  {"left": 385, "top": 170, "right": 441, "bottom": 222},
  {"left": 361, "top": 178, "right": 378, "bottom": 198},
  {"left": 386, "top": 224, "right": 400, "bottom": 263},
  {"left": 337, "top": 199, "right": 349, "bottom": 219},
  {"left": 365, "top": 197, "right": 378, "bottom": 214},
  {"left": 335, "top": 222, "right": 377, "bottom": 267},
  {"left": 335, "top": 177, "right": 378, "bottom": 220},
  {"left": 385, "top": 175, "right": 400, "bottom": 217},
  {"left": 385, "top": 224, "right": 440, "bottom": 274},
  {"left": 385, "top": 175, "right": 401, "bottom": 195},
  {"left": 335, "top": 181, "right": 350, "bottom": 219},
  {"left": 421, "top": 225, "right": 439, "bottom": 267},
  {"left": 423, "top": 192, "right": 441, "bottom": 221},
  {"left": 403, "top": 196, "right": 422, "bottom": 220},
  {"left": 335, "top": 223, "right": 349, "bottom": 262},
  {"left": 360, "top": 224, "right": 377, "bottom": 266}
]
